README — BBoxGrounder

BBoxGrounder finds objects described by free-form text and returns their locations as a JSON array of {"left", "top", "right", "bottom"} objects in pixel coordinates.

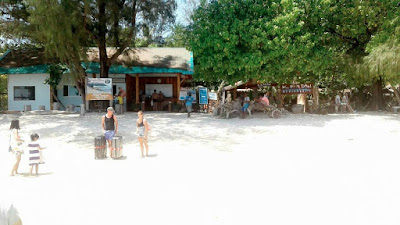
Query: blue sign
[{"left": 199, "top": 87, "right": 208, "bottom": 105}]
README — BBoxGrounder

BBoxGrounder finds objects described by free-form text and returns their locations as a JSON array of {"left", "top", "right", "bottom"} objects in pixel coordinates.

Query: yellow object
[{"left": 118, "top": 96, "right": 123, "bottom": 104}]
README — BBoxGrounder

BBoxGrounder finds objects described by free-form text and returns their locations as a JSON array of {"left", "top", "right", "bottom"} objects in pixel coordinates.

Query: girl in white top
[{"left": 9, "top": 119, "right": 24, "bottom": 176}]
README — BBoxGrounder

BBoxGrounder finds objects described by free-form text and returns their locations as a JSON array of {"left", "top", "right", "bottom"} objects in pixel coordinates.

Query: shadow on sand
[
  {"left": 18, "top": 172, "right": 54, "bottom": 178},
  {"left": 112, "top": 156, "right": 128, "bottom": 160}
]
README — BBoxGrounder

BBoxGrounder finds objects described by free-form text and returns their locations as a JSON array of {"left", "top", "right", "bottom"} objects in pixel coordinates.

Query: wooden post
[
  {"left": 312, "top": 86, "right": 319, "bottom": 112},
  {"left": 277, "top": 88, "right": 283, "bottom": 108},
  {"left": 135, "top": 74, "right": 139, "bottom": 104},
  {"left": 176, "top": 73, "right": 181, "bottom": 103},
  {"left": 85, "top": 77, "right": 89, "bottom": 111}
]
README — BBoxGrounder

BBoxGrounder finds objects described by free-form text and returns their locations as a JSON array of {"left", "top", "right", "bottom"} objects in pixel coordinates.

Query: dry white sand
[{"left": 1, "top": 111, "right": 400, "bottom": 225}]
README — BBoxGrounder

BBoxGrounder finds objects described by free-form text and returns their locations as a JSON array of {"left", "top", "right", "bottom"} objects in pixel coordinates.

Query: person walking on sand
[
  {"left": 136, "top": 111, "right": 150, "bottom": 157},
  {"left": 9, "top": 119, "right": 24, "bottom": 176},
  {"left": 27, "top": 133, "right": 46, "bottom": 176},
  {"left": 184, "top": 92, "right": 194, "bottom": 117},
  {"left": 101, "top": 107, "right": 118, "bottom": 158}
]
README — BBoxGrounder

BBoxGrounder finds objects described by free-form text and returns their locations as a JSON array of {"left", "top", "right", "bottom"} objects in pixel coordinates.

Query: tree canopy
[{"left": 189, "top": 0, "right": 400, "bottom": 87}]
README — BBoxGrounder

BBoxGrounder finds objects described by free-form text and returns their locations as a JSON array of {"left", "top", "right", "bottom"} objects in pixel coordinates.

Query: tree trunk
[
  {"left": 371, "top": 77, "right": 385, "bottom": 110},
  {"left": 71, "top": 61, "right": 87, "bottom": 106},
  {"left": 216, "top": 80, "right": 225, "bottom": 104},
  {"left": 98, "top": 0, "right": 109, "bottom": 78},
  {"left": 51, "top": 89, "right": 66, "bottom": 109}
]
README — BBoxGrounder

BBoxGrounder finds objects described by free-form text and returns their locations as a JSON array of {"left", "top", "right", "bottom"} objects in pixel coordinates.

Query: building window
[
  {"left": 63, "top": 85, "right": 81, "bottom": 96},
  {"left": 63, "top": 85, "right": 68, "bottom": 96},
  {"left": 14, "top": 86, "right": 35, "bottom": 100}
]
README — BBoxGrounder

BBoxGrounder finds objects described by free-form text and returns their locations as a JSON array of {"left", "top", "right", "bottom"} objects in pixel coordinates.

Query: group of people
[
  {"left": 151, "top": 90, "right": 165, "bottom": 111},
  {"left": 9, "top": 119, "right": 46, "bottom": 177},
  {"left": 335, "top": 93, "right": 354, "bottom": 113},
  {"left": 101, "top": 107, "right": 150, "bottom": 158},
  {"left": 8, "top": 106, "right": 152, "bottom": 178},
  {"left": 241, "top": 92, "right": 270, "bottom": 118}
]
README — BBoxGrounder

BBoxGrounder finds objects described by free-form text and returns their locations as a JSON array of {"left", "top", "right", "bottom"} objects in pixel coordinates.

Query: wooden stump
[
  {"left": 94, "top": 136, "right": 107, "bottom": 159},
  {"left": 24, "top": 105, "right": 31, "bottom": 112},
  {"left": 115, "top": 104, "right": 124, "bottom": 114},
  {"left": 111, "top": 136, "right": 123, "bottom": 159},
  {"left": 67, "top": 104, "right": 75, "bottom": 112}
]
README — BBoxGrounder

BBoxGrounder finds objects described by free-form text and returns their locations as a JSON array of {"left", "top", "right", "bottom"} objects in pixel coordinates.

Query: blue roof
[{"left": 0, "top": 62, "right": 194, "bottom": 75}]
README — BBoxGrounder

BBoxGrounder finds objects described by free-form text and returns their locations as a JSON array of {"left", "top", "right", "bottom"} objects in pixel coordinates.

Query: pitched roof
[
  {"left": 0, "top": 47, "right": 194, "bottom": 73},
  {"left": 87, "top": 47, "right": 193, "bottom": 71},
  {"left": 0, "top": 48, "right": 59, "bottom": 68}
]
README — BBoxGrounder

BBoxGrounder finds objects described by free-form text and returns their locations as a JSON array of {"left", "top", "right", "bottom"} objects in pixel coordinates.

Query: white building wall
[
  {"left": 56, "top": 73, "right": 126, "bottom": 111},
  {"left": 56, "top": 73, "right": 83, "bottom": 111},
  {"left": 8, "top": 73, "right": 50, "bottom": 111}
]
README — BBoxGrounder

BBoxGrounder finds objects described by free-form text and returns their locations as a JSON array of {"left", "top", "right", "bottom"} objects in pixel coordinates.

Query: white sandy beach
[{"left": 1, "top": 111, "right": 400, "bottom": 225}]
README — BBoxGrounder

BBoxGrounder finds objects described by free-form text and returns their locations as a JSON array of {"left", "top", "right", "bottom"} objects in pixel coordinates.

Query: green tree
[
  {"left": 189, "top": 0, "right": 332, "bottom": 84},
  {"left": 44, "top": 64, "right": 67, "bottom": 109},
  {"left": 80, "top": 0, "right": 176, "bottom": 77},
  {"left": 28, "top": 0, "right": 89, "bottom": 103},
  {"left": 316, "top": 0, "right": 399, "bottom": 109},
  {"left": 165, "top": 24, "right": 190, "bottom": 47}
]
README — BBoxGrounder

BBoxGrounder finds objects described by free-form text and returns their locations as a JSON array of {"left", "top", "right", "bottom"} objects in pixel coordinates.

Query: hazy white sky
[{"left": 176, "top": 0, "right": 187, "bottom": 25}]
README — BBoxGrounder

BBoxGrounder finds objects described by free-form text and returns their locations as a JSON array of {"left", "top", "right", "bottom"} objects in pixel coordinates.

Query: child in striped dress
[{"left": 28, "top": 133, "right": 46, "bottom": 176}]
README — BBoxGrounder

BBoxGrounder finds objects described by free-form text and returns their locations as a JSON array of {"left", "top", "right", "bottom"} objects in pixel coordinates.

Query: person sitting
[
  {"left": 255, "top": 93, "right": 270, "bottom": 106},
  {"left": 226, "top": 91, "right": 232, "bottom": 103}
]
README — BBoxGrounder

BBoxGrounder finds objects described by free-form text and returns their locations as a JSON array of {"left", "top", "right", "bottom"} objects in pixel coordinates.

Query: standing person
[
  {"left": 241, "top": 93, "right": 250, "bottom": 118},
  {"left": 116, "top": 87, "right": 127, "bottom": 105},
  {"left": 184, "top": 92, "right": 194, "bottom": 117},
  {"left": 151, "top": 90, "right": 158, "bottom": 111},
  {"left": 136, "top": 111, "right": 150, "bottom": 157},
  {"left": 342, "top": 92, "right": 354, "bottom": 113},
  {"left": 101, "top": 107, "right": 118, "bottom": 158},
  {"left": 335, "top": 94, "right": 341, "bottom": 113},
  {"left": 9, "top": 119, "right": 24, "bottom": 176},
  {"left": 158, "top": 91, "right": 165, "bottom": 109},
  {"left": 27, "top": 133, "right": 46, "bottom": 176}
]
